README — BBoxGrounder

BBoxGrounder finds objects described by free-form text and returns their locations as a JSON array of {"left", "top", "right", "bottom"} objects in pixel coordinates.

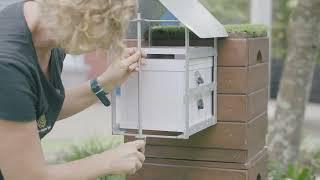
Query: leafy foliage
[
  {"left": 145, "top": 24, "right": 268, "bottom": 41},
  {"left": 268, "top": 146, "right": 320, "bottom": 180},
  {"left": 57, "top": 136, "right": 125, "bottom": 180},
  {"left": 268, "top": 162, "right": 315, "bottom": 180},
  {"left": 201, "top": 0, "right": 298, "bottom": 61},
  {"left": 287, "top": 164, "right": 314, "bottom": 180},
  {"left": 225, "top": 24, "right": 268, "bottom": 38},
  {"left": 200, "top": 0, "right": 250, "bottom": 24},
  {"left": 145, "top": 26, "right": 201, "bottom": 41}
]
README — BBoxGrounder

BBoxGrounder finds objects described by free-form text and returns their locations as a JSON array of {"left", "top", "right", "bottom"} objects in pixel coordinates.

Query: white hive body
[
  {"left": 115, "top": 47, "right": 214, "bottom": 132},
  {"left": 112, "top": 0, "right": 227, "bottom": 139}
]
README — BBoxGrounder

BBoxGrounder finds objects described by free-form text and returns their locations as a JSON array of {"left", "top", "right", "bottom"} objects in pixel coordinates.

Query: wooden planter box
[
  {"left": 126, "top": 113, "right": 267, "bottom": 163},
  {"left": 128, "top": 148, "right": 268, "bottom": 180}
]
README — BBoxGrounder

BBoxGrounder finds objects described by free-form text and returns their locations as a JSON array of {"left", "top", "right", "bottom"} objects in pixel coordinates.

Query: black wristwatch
[{"left": 90, "top": 78, "right": 111, "bottom": 107}]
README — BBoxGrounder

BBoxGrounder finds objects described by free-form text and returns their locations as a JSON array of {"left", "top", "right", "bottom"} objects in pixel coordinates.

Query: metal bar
[
  {"left": 144, "top": 19, "right": 180, "bottom": 23},
  {"left": 136, "top": 11, "right": 144, "bottom": 140},
  {"left": 184, "top": 27, "right": 190, "bottom": 138},
  {"left": 187, "top": 116, "right": 216, "bottom": 137},
  {"left": 187, "top": 83, "right": 215, "bottom": 98},
  {"left": 148, "top": 22, "right": 152, "bottom": 46},
  {"left": 130, "top": 19, "right": 180, "bottom": 23},
  {"left": 111, "top": 90, "right": 117, "bottom": 131},
  {"left": 113, "top": 131, "right": 188, "bottom": 139},
  {"left": 112, "top": 123, "right": 124, "bottom": 135},
  {"left": 214, "top": 38, "right": 218, "bottom": 120}
]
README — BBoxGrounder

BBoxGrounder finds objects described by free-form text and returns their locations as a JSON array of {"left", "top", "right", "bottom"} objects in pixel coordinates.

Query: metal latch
[{"left": 195, "top": 71, "right": 204, "bottom": 110}]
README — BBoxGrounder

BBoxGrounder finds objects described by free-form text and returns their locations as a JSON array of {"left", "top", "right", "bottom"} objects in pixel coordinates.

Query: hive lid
[{"left": 158, "top": 0, "right": 228, "bottom": 38}]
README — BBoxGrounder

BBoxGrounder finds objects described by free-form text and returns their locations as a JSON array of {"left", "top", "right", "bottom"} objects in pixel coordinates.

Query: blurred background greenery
[
  {"left": 43, "top": 136, "right": 125, "bottom": 180},
  {"left": 200, "top": 0, "right": 250, "bottom": 24},
  {"left": 201, "top": 0, "right": 297, "bottom": 61}
]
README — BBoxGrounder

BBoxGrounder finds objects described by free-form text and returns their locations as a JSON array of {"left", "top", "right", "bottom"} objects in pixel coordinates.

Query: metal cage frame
[{"left": 111, "top": 18, "right": 218, "bottom": 139}]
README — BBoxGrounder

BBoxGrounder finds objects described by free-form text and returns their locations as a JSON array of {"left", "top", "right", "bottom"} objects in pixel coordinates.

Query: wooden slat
[
  {"left": 125, "top": 113, "right": 267, "bottom": 163},
  {"left": 141, "top": 113, "right": 267, "bottom": 149},
  {"left": 218, "top": 63, "right": 269, "bottom": 94},
  {"left": 217, "top": 88, "right": 268, "bottom": 122},
  {"left": 128, "top": 149, "right": 268, "bottom": 180},
  {"left": 144, "top": 148, "right": 267, "bottom": 170},
  {"left": 217, "top": 37, "right": 269, "bottom": 67}
]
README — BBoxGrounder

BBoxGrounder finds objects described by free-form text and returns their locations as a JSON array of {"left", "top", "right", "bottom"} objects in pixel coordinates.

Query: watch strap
[{"left": 90, "top": 78, "right": 111, "bottom": 107}]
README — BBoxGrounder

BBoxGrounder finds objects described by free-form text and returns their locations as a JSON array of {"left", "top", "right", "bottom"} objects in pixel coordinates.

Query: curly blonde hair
[{"left": 37, "top": 0, "right": 137, "bottom": 55}]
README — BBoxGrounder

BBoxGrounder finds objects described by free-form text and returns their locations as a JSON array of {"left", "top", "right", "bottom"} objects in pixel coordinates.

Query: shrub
[
  {"left": 145, "top": 24, "right": 268, "bottom": 41},
  {"left": 56, "top": 136, "right": 125, "bottom": 180},
  {"left": 268, "top": 161, "right": 315, "bottom": 180}
]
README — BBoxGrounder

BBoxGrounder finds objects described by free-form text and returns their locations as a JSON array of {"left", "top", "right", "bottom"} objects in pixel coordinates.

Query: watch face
[{"left": 91, "top": 79, "right": 101, "bottom": 93}]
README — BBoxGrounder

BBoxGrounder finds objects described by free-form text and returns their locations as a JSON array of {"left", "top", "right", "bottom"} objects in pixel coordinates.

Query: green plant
[
  {"left": 268, "top": 161, "right": 315, "bottom": 180},
  {"left": 224, "top": 24, "right": 268, "bottom": 38},
  {"left": 200, "top": 0, "right": 250, "bottom": 24},
  {"left": 57, "top": 136, "right": 125, "bottom": 180},
  {"left": 145, "top": 24, "right": 268, "bottom": 41},
  {"left": 312, "top": 151, "right": 320, "bottom": 170},
  {"left": 287, "top": 164, "right": 314, "bottom": 180},
  {"left": 145, "top": 26, "right": 199, "bottom": 40},
  {"left": 300, "top": 145, "right": 320, "bottom": 175},
  {"left": 268, "top": 161, "right": 286, "bottom": 180}
]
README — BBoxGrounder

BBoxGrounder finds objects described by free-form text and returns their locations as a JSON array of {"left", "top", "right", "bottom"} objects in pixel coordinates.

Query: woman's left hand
[{"left": 98, "top": 48, "right": 147, "bottom": 92}]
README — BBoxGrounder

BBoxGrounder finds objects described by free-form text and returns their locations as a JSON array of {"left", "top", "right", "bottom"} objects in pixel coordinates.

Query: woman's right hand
[
  {"left": 99, "top": 48, "right": 147, "bottom": 92},
  {"left": 101, "top": 140, "right": 146, "bottom": 175}
]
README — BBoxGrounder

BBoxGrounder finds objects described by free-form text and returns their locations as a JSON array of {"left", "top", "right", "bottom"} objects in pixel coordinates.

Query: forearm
[
  {"left": 58, "top": 48, "right": 144, "bottom": 120},
  {"left": 58, "top": 79, "right": 113, "bottom": 120},
  {"left": 58, "top": 81, "right": 97, "bottom": 120},
  {"left": 47, "top": 154, "right": 110, "bottom": 180}
]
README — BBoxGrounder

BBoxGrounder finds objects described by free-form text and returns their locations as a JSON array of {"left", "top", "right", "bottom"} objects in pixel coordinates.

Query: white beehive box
[{"left": 112, "top": 0, "right": 227, "bottom": 139}]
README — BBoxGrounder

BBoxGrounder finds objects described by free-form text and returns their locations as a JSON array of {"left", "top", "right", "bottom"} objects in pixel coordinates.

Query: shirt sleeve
[
  {"left": 0, "top": 63, "right": 37, "bottom": 122},
  {"left": 53, "top": 48, "right": 66, "bottom": 74}
]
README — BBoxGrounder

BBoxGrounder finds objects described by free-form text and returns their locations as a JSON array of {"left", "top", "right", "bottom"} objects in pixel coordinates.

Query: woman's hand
[
  {"left": 101, "top": 140, "right": 146, "bottom": 175},
  {"left": 99, "top": 48, "right": 147, "bottom": 92}
]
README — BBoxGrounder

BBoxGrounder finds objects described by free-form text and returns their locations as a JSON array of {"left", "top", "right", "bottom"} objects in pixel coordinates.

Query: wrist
[
  {"left": 90, "top": 78, "right": 111, "bottom": 107},
  {"left": 89, "top": 153, "right": 113, "bottom": 177},
  {"left": 96, "top": 152, "right": 114, "bottom": 175},
  {"left": 97, "top": 76, "right": 114, "bottom": 93}
]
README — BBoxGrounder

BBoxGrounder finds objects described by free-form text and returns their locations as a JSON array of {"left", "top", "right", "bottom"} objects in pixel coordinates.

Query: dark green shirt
[{"left": 0, "top": 2, "right": 65, "bottom": 179}]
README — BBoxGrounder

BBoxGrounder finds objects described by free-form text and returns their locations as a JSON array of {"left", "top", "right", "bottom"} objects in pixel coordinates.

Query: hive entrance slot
[
  {"left": 257, "top": 174, "right": 261, "bottom": 180},
  {"left": 257, "top": 50, "right": 262, "bottom": 63},
  {"left": 147, "top": 54, "right": 175, "bottom": 59},
  {"left": 147, "top": 54, "right": 186, "bottom": 59}
]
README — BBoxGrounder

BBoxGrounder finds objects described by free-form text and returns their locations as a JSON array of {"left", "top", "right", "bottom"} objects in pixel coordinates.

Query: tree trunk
[{"left": 268, "top": 0, "right": 320, "bottom": 166}]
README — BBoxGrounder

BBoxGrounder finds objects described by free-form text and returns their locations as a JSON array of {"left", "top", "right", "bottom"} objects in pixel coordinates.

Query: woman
[{"left": 0, "top": 0, "right": 147, "bottom": 179}]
